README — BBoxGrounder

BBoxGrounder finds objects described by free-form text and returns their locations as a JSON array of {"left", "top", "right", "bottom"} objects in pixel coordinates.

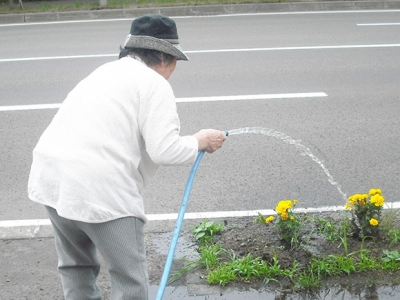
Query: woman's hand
[{"left": 194, "top": 129, "right": 227, "bottom": 153}]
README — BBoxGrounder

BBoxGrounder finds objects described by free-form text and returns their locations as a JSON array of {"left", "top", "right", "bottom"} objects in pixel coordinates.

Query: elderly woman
[{"left": 28, "top": 14, "right": 226, "bottom": 300}]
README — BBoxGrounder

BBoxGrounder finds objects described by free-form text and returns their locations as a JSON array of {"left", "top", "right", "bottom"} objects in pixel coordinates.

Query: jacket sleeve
[{"left": 138, "top": 76, "right": 198, "bottom": 166}]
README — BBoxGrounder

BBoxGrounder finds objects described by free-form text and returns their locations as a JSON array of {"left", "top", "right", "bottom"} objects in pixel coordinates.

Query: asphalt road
[
  {"left": 1, "top": 10, "right": 400, "bottom": 223},
  {"left": 1, "top": 8, "right": 400, "bottom": 300}
]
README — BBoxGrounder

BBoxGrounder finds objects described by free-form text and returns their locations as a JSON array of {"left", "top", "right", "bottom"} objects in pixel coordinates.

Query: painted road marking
[
  {"left": 357, "top": 23, "right": 400, "bottom": 26},
  {"left": 0, "top": 93, "right": 327, "bottom": 112},
  {"left": 3, "top": 202, "right": 400, "bottom": 239},
  {"left": 1, "top": 10, "right": 400, "bottom": 27},
  {"left": 177, "top": 93, "right": 328, "bottom": 102},
  {"left": 0, "top": 103, "right": 62, "bottom": 112},
  {"left": 1, "top": 44, "right": 400, "bottom": 63},
  {"left": 2, "top": 202, "right": 400, "bottom": 227},
  {"left": 185, "top": 44, "right": 400, "bottom": 54},
  {"left": 0, "top": 54, "right": 116, "bottom": 62}
]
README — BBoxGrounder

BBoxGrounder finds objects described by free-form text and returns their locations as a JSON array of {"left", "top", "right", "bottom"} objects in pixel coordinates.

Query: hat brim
[{"left": 124, "top": 35, "right": 189, "bottom": 61}]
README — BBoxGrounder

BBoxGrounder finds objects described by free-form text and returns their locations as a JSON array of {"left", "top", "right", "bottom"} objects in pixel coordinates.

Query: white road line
[
  {"left": 1, "top": 44, "right": 400, "bottom": 63},
  {"left": 0, "top": 219, "right": 52, "bottom": 227},
  {"left": 177, "top": 93, "right": 327, "bottom": 103},
  {"left": 0, "top": 54, "right": 116, "bottom": 62},
  {"left": 1, "top": 10, "right": 400, "bottom": 27},
  {"left": 2, "top": 202, "right": 400, "bottom": 228},
  {"left": 0, "top": 93, "right": 327, "bottom": 112},
  {"left": 185, "top": 44, "right": 400, "bottom": 54},
  {"left": 0, "top": 103, "right": 61, "bottom": 111},
  {"left": 0, "top": 18, "right": 132, "bottom": 27},
  {"left": 357, "top": 23, "right": 400, "bottom": 26}
]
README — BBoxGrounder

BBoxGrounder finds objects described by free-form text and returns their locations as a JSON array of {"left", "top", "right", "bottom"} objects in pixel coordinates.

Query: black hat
[{"left": 124, "top": 15, "right": 189, "bottom": 61}]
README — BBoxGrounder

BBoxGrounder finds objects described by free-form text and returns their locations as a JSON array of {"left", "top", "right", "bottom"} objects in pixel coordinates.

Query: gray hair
[{"left": 119, "top": 47, "right": 175, "bottom": 66}]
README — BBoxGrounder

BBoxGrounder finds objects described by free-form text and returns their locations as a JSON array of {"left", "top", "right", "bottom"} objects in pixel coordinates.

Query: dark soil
[{"left": 195, "top": 211, "right": 400, "bottom": 292}]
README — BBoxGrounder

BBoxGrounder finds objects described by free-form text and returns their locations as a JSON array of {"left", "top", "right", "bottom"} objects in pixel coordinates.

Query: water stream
[{"left": 228, "top": 127, "right": 347, "bottom": 201}]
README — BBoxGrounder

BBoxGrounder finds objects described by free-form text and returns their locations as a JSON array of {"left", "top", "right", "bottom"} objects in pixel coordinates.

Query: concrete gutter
[
  {"left": 0, "top": 219, "right": 54, "bottom": 239},
  {"left": 1, "top": 1, "right": 400, "bottom": 24}
]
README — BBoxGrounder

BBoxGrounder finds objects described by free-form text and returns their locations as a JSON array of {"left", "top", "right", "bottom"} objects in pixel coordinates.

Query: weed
[
  {"left": 297, "top": 269, "right": 321, "bottom": 290},
  {"left": 314, "top": 217, "right": 341, "bottom": 242},
  {"left": 199, "top": 243, "right": 223, "bottom": 269},
  {"left": 192, "top": 220, "right": 225, "bottom": 245},
  {"left": 207, "top": 264, "right": 236, "bottom": 286},
  {"left": 381, "top": 250, "right": 400, "bottom": 271},
  {"left": 230, "top": 253, "right": 262, "bottom": 280},
  {"left": 356, "top": 248, "right": 379, "bottom": 272},
  {"left": 167, "top": 259, "right": 202, "bottom": 284},
  {"left": 264, "top": 252, "right": 285, "bottom": 277},
  {"left": 382, "top": 249, "right": 400, "bottom": 263}
]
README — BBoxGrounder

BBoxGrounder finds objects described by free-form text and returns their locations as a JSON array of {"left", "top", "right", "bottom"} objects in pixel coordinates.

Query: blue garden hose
[{"left": 156, "top": 131, "right": 228, "bottom": 300}]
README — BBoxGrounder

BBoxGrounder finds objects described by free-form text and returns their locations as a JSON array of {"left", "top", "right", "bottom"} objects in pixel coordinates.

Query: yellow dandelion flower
[
  {"left": 265, "top": 216, "right": 275, "bottom": 224},
  {"left": 281, "top": 212, "right": 289, "bottom": 220},
  {"left": 370, "top": 194, "right": 384, "bottom": 207},
  {"left": 369, "top": 218, "right": 379, "bottom": 226},
  {"left": 369, "top": 188, "right": 382, "bottom": 196},
  {"left": 293, "top": 199, "right": 298, "bottom": 205},
  {"left": 345, "top": 203, "right": 351, "bottom": 210}
]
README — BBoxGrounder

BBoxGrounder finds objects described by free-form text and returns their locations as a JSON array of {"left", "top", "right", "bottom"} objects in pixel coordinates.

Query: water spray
[
  {"left": 156, "top": 127, "right": 344, "bottom": 299},
  {"left": 229, "top": 127, "right": 347, "bottom": 200}
]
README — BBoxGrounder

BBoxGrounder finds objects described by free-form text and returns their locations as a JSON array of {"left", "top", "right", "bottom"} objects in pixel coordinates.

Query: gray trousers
[{"left": 46, "top": 206, "right": 149, "bottom": 300}]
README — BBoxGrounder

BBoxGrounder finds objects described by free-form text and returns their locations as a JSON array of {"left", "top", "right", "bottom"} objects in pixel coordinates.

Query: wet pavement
[
  {"left": 2, "top": 218, "right": 400, "bottom": 299},
  {"left": 1, "top": 219, "right": 279, "bottom": 300}
]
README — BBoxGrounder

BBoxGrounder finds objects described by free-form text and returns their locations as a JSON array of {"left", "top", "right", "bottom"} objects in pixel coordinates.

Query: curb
[
  {"left": 1, "top": 1, "right": 400, "bottom": 24},
  {"left": 0, "top": 223, "right": 54, "bottom": 239}
]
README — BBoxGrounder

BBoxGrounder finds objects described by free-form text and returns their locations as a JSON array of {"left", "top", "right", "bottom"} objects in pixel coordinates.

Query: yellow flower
[
  {"left": 293, "top": 200, "right": 298, "bottom": 205},
  {"left": 369, "top": 218, "right": 379, "bottom": 226},
  {"left": 265, "top": 216, "right": 275, "bottom": 224},
  {"left": 290, "top": 216, "right": 295, "bottom": 221},
  {"left": 348, "top": 195, "right": 358, "bottom": 205},
  {"left": 348, "top": 194, "right": 368, "bottom": 205},
  {"left": 370, "top": 194, "right": 384, "bottom": 207},
  {"left": 276, "top": 200, "right": 292, "bottom": 214},
  {"left": 281, "top": 212, "right": 289, "bottom": 220},
  {"left": 369, "top": 188, "right": 382, "bottom": 196},
  {"left": 345, "top": 203, "right": 351, "bottom": 210}
]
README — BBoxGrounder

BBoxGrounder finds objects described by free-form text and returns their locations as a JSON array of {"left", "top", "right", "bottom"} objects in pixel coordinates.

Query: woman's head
[{"left": 121, "top": 15, "right": 189, "bottom": 61}]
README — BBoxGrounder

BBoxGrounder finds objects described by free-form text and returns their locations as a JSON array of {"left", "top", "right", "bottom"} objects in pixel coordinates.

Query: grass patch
[{"left": 169, "top": 196, "right": 400, "bottom": 292}]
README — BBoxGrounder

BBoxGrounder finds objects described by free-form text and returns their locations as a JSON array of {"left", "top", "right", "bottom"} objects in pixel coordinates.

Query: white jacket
[{"left": 28, "top": 57, "right": 198, "bottom": 223}]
